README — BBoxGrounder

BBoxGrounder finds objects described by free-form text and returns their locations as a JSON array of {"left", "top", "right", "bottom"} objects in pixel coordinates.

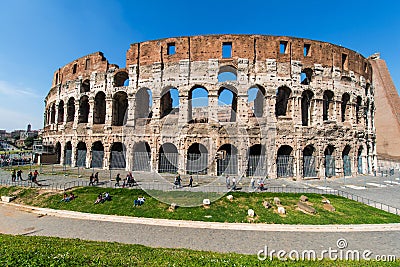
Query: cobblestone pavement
[{"left": 0, "top": 203, "right": 399, "bottom": 258}]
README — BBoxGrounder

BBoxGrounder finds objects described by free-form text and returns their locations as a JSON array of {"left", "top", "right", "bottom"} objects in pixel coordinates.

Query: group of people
[
  {"left": 11, "top": 169, "right": 41, "bottom": 186},
  {"left": 94, "top": 192, "right": 112, "bottom": 204},
  {"left": 89, "top": 172, "right": 99, "bottom": 186},
  {"left": 115, "top": 172, "right": 136, "bottom": 187},
  {"left": 174, "top": 175, "right": 193, "bottom": 188},
  {"left": 61, "top": 192, "right": 76, "bottom": 202},
  {"left": 225, "top": 175, "right": 240, "bottom": 190},
  {"left": 250, "top": 177, "right": 266, "bottom": 191}
]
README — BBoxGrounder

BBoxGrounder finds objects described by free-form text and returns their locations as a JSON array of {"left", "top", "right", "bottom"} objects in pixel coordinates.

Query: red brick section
[{"left": 370, "top": 58, "right": 400, "bottom": 160}]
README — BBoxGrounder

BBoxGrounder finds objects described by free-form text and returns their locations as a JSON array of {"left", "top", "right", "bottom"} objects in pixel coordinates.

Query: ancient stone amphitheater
[{"left": 42, "top": 34, "right": 376, "bottom": 179}]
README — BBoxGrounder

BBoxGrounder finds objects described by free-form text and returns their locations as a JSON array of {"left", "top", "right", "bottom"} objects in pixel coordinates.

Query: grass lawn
[
  {"left": 0, "top": 234, "right": 397, "bottom": 266},
  {"left": 1, "top": 186, "right": 399, "bottom": 224}
]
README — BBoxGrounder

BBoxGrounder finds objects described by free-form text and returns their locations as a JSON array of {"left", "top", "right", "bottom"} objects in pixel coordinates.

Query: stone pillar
[
  {"left": 87, "top": 97, "right": 94, "bottom": 128},
  {"left": 86, "top": 145, "right": 92, "bottom": 169},
  {"left": 105, "top": 95, "right": 113, "bottom": 127},
  {"left": 178, "top": 88, "right": 189, "bottom": 126},
  {"left": 126, "top": 94, "right": 135, "bottom": 127},
  {"left": 236, "top": 93, "right": 248, "bottom": 124},
  {"left": 59, "top": 142, "right": 65, "bottom": 166},
  {"left": 63, "top": 102, "right": 68, "bottom": 126},
  {"left": 71, "top": 141, "right": 77, "bottom": 167},
  {"left": 73, "top": 99, "right": 79, "bottom": 129},
  {"left": 208, "top": 87, "right": 218, "bottom": 124}
]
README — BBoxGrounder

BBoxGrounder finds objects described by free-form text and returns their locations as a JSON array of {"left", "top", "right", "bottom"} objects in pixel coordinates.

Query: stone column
[
  {"left": 104, "top": 95, "right": 113, "bottom": 128},
  {"left": 73, "top": 99, "right": 79, "bottom": 129},
  {"left": 63, "top": 101, "right": 68, "bottom": 126},
  {"left": 59, "top": 142, "right": 65, "bottom": 166},
  {"left": 87, "top": 96, "right": 94, "bottom": 128},
  {"left": 208, "top": 86, "right": 218, "bottom": 124},
  {"left": 71, "top": 141, "right": 77, "bottom": 167}
]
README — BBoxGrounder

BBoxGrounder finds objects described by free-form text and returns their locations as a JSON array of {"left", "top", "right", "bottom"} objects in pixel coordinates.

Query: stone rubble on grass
[
  {"left": 299, "top": 195, "right": 308, "bottom": 202},
  {"left": 323, "top": 203, "right": 336, "bottom": 212},
  {"left": 273, "top": 197, "right": 281, "bottom": 205},
  {"left": 297, "top": 201, "right": 316, "bottom": 214},
  {"left": 1, "top": 196, "right": 16, "bottom": 202},
  {"left": 322, "top": 198, "right": 331, "bottom": 204},
  {"left": 169, "top": 203, "right": 178, "bottom": 211},
  {"left": 203, "top": 198, "right": 211, "bottom": 208},
  {"left": 226, "top": 195, "right": 233, "bottom": 201},
  {"left": 277, "top": 206, "right": 285, "bottom": 214},
  {"left": 247, "top": 209, "right": 255, "bottom": 217},
  {"left": 263, "top": 201, "right": 271, "bottom": 209}
]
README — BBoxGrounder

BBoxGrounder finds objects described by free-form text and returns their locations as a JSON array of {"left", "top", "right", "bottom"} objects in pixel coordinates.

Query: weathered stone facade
[{"left": 42, "top": 34, "right": 376, "bottom": 179}]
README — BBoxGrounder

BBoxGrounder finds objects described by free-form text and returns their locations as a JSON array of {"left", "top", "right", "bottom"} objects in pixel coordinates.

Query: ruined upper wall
[
  {"left": 51, "top": 52, "right": 109, "bottom": 87},
  {"left": 126, "top": 34, "right": 372, "bottom": 81}
]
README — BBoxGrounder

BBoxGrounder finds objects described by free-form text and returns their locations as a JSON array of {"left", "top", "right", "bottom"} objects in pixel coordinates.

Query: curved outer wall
[{"left": 43, "top": 34, "right": 376, "bottom": 178}]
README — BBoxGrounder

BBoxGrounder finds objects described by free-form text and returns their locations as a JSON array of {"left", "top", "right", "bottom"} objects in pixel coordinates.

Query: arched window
[
  {"left": 323, "top": 91, "right": 334, "bottom": 121},
  {"left": 112, "top": 92, "right": 128, "bottom": 126},
  {"left": 216, "top": 144, "right": 238, "bottom": 176},
  {"left": 341, "top": 93, "right": 350, "bottom": 122},
  {"left": 303, "top": 145, "right": 316, "bottom": 177},
  {"left": 276, "top": 145, "right": 294, "bottom": 177},
  {"left": 218, "top": 65, "right": 237, "bottom": 82},
  {"left": 93, "top": 92, "right": 106, "bottom": 124},
  {"left": 133, "top": 141, "right": 151, "bottom": 171},
  {"left": 78, "top": 95, "right": 89, "bottom": 123},
  {"left": 275, "top": 86, "right": 291, "bottom": 117},
  {"left": 50, "top": 103, "right": 56, "bottom": 124},
  {"left": 301, "top": 90, "right": 314, "bottom": 126},
  {"left": 324, "top": 145, "right": 335, "bottom": 177},
  {"left": 110, "top": 142, "right": 126, "bottom": 169},
  {"left": 342, "top": 145, "right": 351, "bottom": 176},
  {"left": 246, "top": 144, "right": 266, "bottom": 177},
  {"left": 57, "top": 100, "right": 64, "bottom": 124},
  {"left": 188, "top": 86, "right": 208, "bottom": 123},
  {"left": 81, "top": 79, "right": 90, "bottom": 93},
  {"left": 218, "top": 86, "right": 237, "bottom": 122},
  {"left": 158, "top": 143, "right": 178, "bottom": 173},
  {"left": 160, "top": 87, "right": 179, "bottom": 119},
  {"left": 247, "top": 86, "right": 265, "bottom": 118},
  {"left": 76, "top": 141, "right": 87, "bottom": 167},
  {"left": 300, "top": 68, "right": 313, "bottom": 85},
  {"left": 134, "top": 88, "right": 152, "bottom": 124},
  {"left": 55, "top": 142, "right": 61, "bottom": 164},
  {"left": 356, "top": 96, "right": 362, "bottom": 124},
  {"left": 186, "top": 143, "right": 208, "bottom": 175},
  {"left": 67, "top": 97, "right": 75, "bottom": 123},
  {"left": 114, "top": 71, "right": 129, "bottom": 87},
  {"left": 64, "top": 141, "right": 72, "bottom": 165},
  {"left": 91, "top": 141, "right": 104, "bottom": 168}
]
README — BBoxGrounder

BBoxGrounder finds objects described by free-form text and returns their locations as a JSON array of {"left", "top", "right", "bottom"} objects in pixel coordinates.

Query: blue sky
[{"left": 0, "top": 0, "right": 399, "bottom": 131}]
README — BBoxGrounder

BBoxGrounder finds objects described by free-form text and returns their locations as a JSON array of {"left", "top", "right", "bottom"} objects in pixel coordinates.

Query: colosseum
[{"left": 42, "top": 34, "right": 376, "bottom": 179}]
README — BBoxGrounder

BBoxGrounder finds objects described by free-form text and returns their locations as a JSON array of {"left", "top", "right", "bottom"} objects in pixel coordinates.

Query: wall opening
[
  {"left": 81, "top": 79, "right": 90, "bottom": 93},
  {"left": 222, "top": 42, "right": 232, "bottom": 58},
  {"left": 246, "top": 144, "right": 266, "bottom": 177},
  {"left": 186, "top": 143, "right": 208, "bottom": 175},
  {"left": 276, "top": 145, "right": 294, "bottom": 177},
  {"left": 275, "top": 86, "right": 291, "bottom": 117},
  {"left": 85, "top": 59, "right": 90, "bottom": 70},
  {"left": 64, "top": 141, "right": 72, "bottom": 165},
  {"left": 323, "top": 90, "right": 334, "bottom": 121},
  {"left": 300, "top": 68, "right": 313, "bottom": 85},
  {"left": 218, "top": 65, "right": 237, "bottom": 82},
  {"left": 218, "top": 87, "right": 237, "bottom": 122},
  {"left": 160, "top": 88, "right": 179, "bottom": 119},
  {"left": 167, "top": 43, "right": 176, "bottom": 55},
  {"left": 342, "top": 53, "right": 348, "bottom": 70},
  {"left": 303, "top": 44, "right": 310, "bottom": 56},
  {"left": 279, "top": 41, "right": 288, "bottom": 54},
  {"left": 110, "top": 142, "right": 126, "bottom": 169},
  {"left": 114, "top": 71, "right": 129, "bottom": 87},
  {"left": 158, "top": 143, "right": 178, "bottom": 173},
  {"left": 324, "top": 145, "right": 335, "bottom": 177},
  {"left": 112, "top": 91, "right": 128, "bottom": 126},
  {"left": 50, "top": 103, "right": 56, "bottom": 124},
  {"left": 133, "top": 141, "right": 151, "bottom": 171},
  {"left": 341, "top": 93, "right": 350, "bottom": 122},
  {"left": 356, "top": 96, "right": 362, "bottom": 124},
  {"left": 76, "top": 141, "right": 87, "bottom": 167},
  {"left": 91, "top": 141, "right": 104, "bottom": 168},
  {"left": 67, "top": 97, "right": 75, "bottom": 122},
  {"left": 247, "top": 86, "right": 265, "bottom": 118},
  {"left": 301, "top": 90, "right": 314, "bottom": 126},
  {"left": 216, "top": 144, "right": 238, "bottom": 176},
  {"left": 57, "top": 100, "right": 64, "bottom": 123},
  {"left": 78, "top": 95, "right": 89, "bottom": 124},
  {"left": 72, "top": 63, "right": 77, "bottom": 74},
  {"left": 134, "top": 88, "right": 152, "bottom": 124},
  {"left": 303, "top": 145, "right": 316, "bottom": 177},
  {"left": 93, "top": 92, "right": 106, "bottom": 124},
  {"left": 188, "top": 86, "right": 208, "bottom": 123},
  {"left": 342, "top": 145, "right": 351, "bottom": 176}
]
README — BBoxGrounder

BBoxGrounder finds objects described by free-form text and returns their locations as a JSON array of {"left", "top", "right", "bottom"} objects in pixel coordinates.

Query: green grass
[
  {"left": 1, "top": 186, "right": 399, "bottom": 225},
  {"left": 0, "top": 234, "right": 397, "bottom": 266}
]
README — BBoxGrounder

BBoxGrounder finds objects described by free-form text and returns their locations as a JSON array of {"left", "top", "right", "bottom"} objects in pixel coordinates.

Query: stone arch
[
  {"left": 246, "top": 144, "right": 266, "bottom": 177},
  {"left": 357, "top": 145, "right": 365, "bottom": 174},
  {"left": 276, "top": 145, "right": 294, "bottom": 177},
  {"left": 188, "top": 86, "right": 208, "bottom": 123},
  {"left": 218, "top": 86, "right": 237, "bottom": 122},
  {"left": 216, "top": 143, "right": 238, "bottom": 176},
  {"left": 324, "top": 145, "right": 336, "bottom": 177},
  {"left": 303, "top": 144, "right": 316, "bottom": 177},
  {"left": 93, "top": 91, "right": 106, "bottom": 124},
  {"left": 67, "top": 97, "right": 75, "bottom": 122},
  {"left": 78, "top": 95, "right": 89, "bottom": 123},
  {"left": 323, "top": 90, "right": 334, "bottom": 121},
  {"left": 112, "top": 91, "right": 128, "bottom": 126},
  {"left": 160, "top": 87, "right": 179, "bottom": 119},
  {"left": 64, "top": 141, "right": 72, "bottom": 165},
  {"left": 76, "top": 141, "right": 87, "bottom": 167},
  {"left": 110, "top": 142, "right": 126, "bottom": 169},
  {"left": 91, "top": 141, "right": 104, "bottom": 168},
  {"left": 342, "top": 144, "right": 352, "bottom": 176},
  {"left": 217, "top": 65, "right": 237, "bottom": 82},
  {"left": 247, "top": 85, "right": 265, "bottom": 118},
  {"left": 133, "top": 141, "right": 151, "bottom": 171},
  {"left": 186, "top": 143, "right": 208, "bottom": 175},
  {"left": 50, "top": 103, "right": 56, "bottom": 124},
  {"left": 301, "top": 90, "right": 314, "bottom": 126},
  {"left": 114, "top": 71, "right": 129, "bottom": 87},
  {"left": 57, "top": 100, "right": 64, "bottom": 123},
  {"left": 275, "top": 86, "right": 292, "bottom": 117},
  {"left": 300, "top": 68, "right": 313, "bottom": 85},
  {"left": 81, "top": 79, "right": 90, "bottom": 93},
  {"left": 134, "top": 88, "right": 152, "bottom": 122},
  {"left": 356, "top": 96, "right": 362, "bottom": 124},
  {"left": 55, "top": 142, "right": 61, "bottom": 164},
  {"left": 158, "top": 142, "right": 178, "bottom": 173},
  {"left": 341, "top": 93, "right": 350, "bottom": 122}
]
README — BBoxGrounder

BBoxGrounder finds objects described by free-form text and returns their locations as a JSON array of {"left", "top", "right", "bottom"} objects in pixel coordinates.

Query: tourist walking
[
  {"left": 17, "top": 169, "right": 23, "bottom": 181},
  {"left": 188, "top": 176, "right": 193, "bottom": 187},
  {"left": 115, "top": 173, "right": 121, "bottom": 187},
  {"left": 225, "top": 175, "right": 230, "bottom": 189},
  {"left": 94, "top": 172, "right": 99, "bottom": 185},
  {"left": 89, "top": 173, "right": 94, "bottom": 186},
  {"left": 11, "top": 169, "right": 16, "bottom": 182},
  {"left": 250, "top": 177, "right": 255, "bottom": 189}
]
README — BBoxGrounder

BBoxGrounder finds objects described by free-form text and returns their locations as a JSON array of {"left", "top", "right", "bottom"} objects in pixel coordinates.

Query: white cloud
[{"left": 0, "top": 80, "right": 40, "bottom": 98}]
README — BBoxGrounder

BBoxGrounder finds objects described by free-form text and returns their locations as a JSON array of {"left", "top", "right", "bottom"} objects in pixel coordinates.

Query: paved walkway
[{"left": 0, "top": 202, "right": 399, "bottom": 258}]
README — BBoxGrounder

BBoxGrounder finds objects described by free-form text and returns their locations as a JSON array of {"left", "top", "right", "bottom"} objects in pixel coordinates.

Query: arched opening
[
  {"left": 93, "top": 92, "right": 106, "bottom": 124},
  {"left": 356, "top": 96, "right": 362, "bottom": 124},
  {"left": 78, "top": 95, "right": 89, "bottom": 123},
  {"left": 342, "top": 145, "right": 351, "bottom": 176},
  {"left": 76, "top": 141, "right": 87, "bottom": 167},
  {"left": 188, "top": 86, "right": 208, "bottom": 123},
  {"left": 110, "top": 142, "right": 126, "bottom": 169},
  {"left": 324, "top": 145, "right": 336, "bottom": 177},
  {"left": 186, "top": 143, "right": 208, "bottom": 175},
  {"left": 300, "top": 68, "right": 313, "bottom": 85},
  {"left": 67, "top": 97, "right": 75, "bottom": 123},
  {"left": 218, "top": 87, "right": 237, "bottom": 122},
  {"left": 216, "top": 144, "right": 238, "bottom": 176},
  {"left": 50, "top": 103, "right": 56, "bottom": 124},
  {"left": 357, "top": 146, "right": 364, "bottom": 174},
  {"left": 57, "top": 100, "right": 64, "bottom": 124},
  {"left": 246, "top": 144, "right": 266, "bottom": 177},
  {"left": 114, "top": 71, "right": 129, "bottom": 87},
  {"left": 64, "top": 141, "right": 72, "bottom": 165},
  {"left": 134, "top": 88, "right": 152, "bottom": 124},
  {"left": 248, "top": 86, "right": 265, "bottom": 118},
  {"left": 158, "top": 143, "right": 178, "bottom": 173},
  {"left": 81, "top": 79, "right": 90, "bottom": 93},
  {"left": 341, "top": 93, "right": 350, "bottom": 122},
  {"left": 303, "top": 145, "right": 316, "bottom": 177},
  {"left": 301, "top": 90, "right": 314, "bottom": 126},
  {"left": 160, "top": 88, "right": 179, "bottom": 119},
  {"left": 276, "top": 145, "right": 294, "bottom": 177},
  {"left": 91, "top": 141, "right": 104, "bottom": 168},
  {"left": 133, "top": 141, "right": 151, "bottom": 171},
  {"left": 275, "top": 86, "right": 291, "bottom": 117},
  {"left": 323, "top": 90, "right": 334, "bottom": 121},
  {"left": 112, "top": 91, "right": 128, "bottom": 126},
  {"left": 55, "top": 142, "right": 61, "bottom": 164},
  {"left": 217, "top": 65, "right": 237, "bottom": 82}
]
